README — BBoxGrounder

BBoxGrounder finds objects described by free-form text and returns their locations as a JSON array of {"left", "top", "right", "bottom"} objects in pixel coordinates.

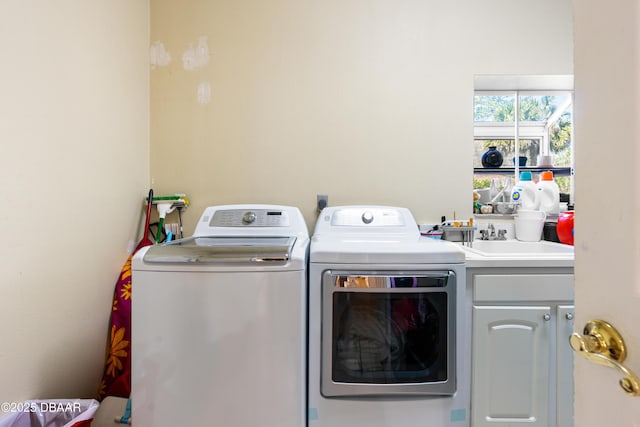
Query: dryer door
[{"left": 321, "top": 271, "right": 457, "bottom": 397}]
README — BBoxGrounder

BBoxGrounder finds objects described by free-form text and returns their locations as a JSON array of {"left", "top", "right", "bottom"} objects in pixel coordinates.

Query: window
[{"left": 473, "top": 89, "right": 574, "bottom": 205}]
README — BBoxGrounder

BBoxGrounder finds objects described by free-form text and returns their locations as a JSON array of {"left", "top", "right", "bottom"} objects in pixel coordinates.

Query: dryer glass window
[{"left": 321, "top": 272, "right": 456, "bottom": 396}]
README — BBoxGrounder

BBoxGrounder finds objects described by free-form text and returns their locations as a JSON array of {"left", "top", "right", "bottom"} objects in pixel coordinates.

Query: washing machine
[
  {"left": 308, "top": 206, "right": 470, "bottom": 427},
  {"left": 131, "top": 204, "right": 309, "bottom": 427}
]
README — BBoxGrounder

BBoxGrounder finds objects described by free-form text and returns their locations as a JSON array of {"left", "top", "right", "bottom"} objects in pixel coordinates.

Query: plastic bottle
[
  {"left": 557, "top": 211, "right": 575, "bottom": 245},
  {"left": 511, "top": 171, "right": 539, "bottom": 210},
  {"left": 536, "top": 171, "right": 560, "bottom": 216},
  {"left": 502, "top": 176, "right": 513, "bottom": 202},
  {"left": 489, "top": 177, "right": 501, "bottom": 202}
]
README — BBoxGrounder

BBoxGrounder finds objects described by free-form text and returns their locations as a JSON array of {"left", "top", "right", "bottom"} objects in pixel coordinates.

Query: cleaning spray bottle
[
  {"left": 511, "top": 171, "right": 538, "bottom": 210},
  {"left": 536, "top": 171, "right": 560, "bottom": 216},
  {"left": 152, "top": 194, "right": 190, "bottom": 243},
  {"left": 155, "top": 202, "right": 175, "bottom": 243}
]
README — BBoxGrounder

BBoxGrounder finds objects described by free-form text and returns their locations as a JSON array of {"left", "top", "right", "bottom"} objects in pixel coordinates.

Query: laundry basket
[{"left": 0, "top": 399, "right": 99, "bottom": 427}]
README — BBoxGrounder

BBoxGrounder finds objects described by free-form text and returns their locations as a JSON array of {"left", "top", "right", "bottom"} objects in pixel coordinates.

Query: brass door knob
[{"left": 570, "top": 319, "right": 640, "bottom": 396}]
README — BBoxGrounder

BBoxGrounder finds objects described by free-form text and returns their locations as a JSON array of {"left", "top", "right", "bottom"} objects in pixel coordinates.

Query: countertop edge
[{"left": 464, "top": 256, "right": 574, "bottom": 268}]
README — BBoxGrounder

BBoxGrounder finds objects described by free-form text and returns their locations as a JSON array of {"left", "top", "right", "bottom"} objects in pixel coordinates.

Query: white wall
[
  {"left": 150, "top": 0, "right": 573, "bottom": 231},
  {"left": 0, "top": 1, "right": 149, "bottom": 402}
]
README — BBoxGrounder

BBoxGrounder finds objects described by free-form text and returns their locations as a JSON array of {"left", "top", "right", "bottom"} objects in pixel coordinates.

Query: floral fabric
[{"left": 97, "top": 253, "right": 137, "bottom": 400}]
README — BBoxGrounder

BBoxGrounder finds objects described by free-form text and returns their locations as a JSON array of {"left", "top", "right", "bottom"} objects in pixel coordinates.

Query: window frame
[{"left": 473, "top": 89, "right": 574, "bottom": 205}]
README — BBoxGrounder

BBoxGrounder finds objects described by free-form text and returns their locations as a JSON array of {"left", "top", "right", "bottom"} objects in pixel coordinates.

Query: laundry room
[{"left": 2, "top": 0, "right": 638, "bottom": 426}]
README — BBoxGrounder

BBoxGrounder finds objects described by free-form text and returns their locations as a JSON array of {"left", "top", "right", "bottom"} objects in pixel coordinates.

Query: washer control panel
[{"left": 210, "top": 209, "right": 291, "bottom": 227}]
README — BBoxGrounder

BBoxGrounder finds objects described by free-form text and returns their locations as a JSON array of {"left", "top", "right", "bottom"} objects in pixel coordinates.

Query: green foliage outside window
[{"left": 473, "top": 93, "right": 573, "bottom": 197}]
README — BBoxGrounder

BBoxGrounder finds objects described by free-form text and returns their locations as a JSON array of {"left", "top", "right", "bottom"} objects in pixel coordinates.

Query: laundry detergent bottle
[
  {"left": 511, "top": 171, "right": 538, "bottom": 210},
  {"left": 536, "top": 171, "right": 560, "bottom": 215}
]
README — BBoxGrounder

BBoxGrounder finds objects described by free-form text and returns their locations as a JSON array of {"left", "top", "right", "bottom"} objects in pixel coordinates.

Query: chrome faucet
[{"left": 479, "top": 223, "right": 507, "bottom": 241}]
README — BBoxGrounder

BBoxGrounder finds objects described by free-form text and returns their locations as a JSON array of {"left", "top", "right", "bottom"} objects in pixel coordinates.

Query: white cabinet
[
  {"left": 472, "top": 305, "right": 551, "bottom": 427},
  {"left": 555, "top": 305, "right": 575, "bottom": 427},
  {"left": 469, "top": 272, "right": 574, "bottom": 427}
]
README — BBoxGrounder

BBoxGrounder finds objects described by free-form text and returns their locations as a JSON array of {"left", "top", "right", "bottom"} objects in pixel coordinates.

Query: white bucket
[{"left": 515, "top": 210, "right": 546, "bottom": 242}]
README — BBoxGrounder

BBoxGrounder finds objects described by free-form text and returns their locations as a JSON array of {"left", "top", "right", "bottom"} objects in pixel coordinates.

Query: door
[
  {"left": 573, "top": 0, "right": 640, "bottom": 425},
  {"left": 472, "top": 306, "right": 550, "bottom": 427}
]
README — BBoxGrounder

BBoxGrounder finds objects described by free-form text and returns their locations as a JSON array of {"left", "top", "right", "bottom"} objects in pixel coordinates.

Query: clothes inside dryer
[
  {"left": 327, "top": 274, "right": 450, "bottom": 387},
  {"left": 333, "top": 292, "right": 445, "bottom": 383}
]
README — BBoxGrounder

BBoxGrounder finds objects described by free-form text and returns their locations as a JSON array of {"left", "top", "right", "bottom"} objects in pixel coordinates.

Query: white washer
[
  {"left": 308, "top": 206, "right": 470, "bottom": 427},
  {"left": 132, "top": 204, "right": 309, "bottom": 427}
]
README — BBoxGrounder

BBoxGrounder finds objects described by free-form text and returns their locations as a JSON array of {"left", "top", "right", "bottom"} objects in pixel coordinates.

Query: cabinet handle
[
  {"left": 543, "top": 313, "right": 551, "bottom": 321},
  {"left": 569, "top": 319, "right": 640, "bottom": 396},
  {"left": 565, "top": 313, "right": 574, "bottom": 321}
]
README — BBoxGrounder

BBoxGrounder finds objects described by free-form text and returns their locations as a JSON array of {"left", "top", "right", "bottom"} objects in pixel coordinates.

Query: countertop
[{"left": 457, "top": 241, "right": 575, "bottom": 269}]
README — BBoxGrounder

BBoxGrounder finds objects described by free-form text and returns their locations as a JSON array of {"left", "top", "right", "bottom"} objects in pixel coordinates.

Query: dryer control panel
[
  {"left": 313, "top": 206, "right": 420, "bottom": 240},
  {"left": 329, "top": 207, "right": 405, "bottom": 226}
]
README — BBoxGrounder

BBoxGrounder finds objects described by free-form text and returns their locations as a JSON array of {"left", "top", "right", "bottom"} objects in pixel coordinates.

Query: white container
[
  {"left": 517, "top": 209, "right": 547, "bottom": 219},
  {"left": 536, "top": 171, "right": 560, "bottom": 215},
  {"left": 476, "top": 188, "right": 490, "bottom": 204},
  {"left": 514, "top": 209, "right": 546, "bottom": 242},
  {"left": 511, "top": 171, "right": 539, "bottom": 210},
  {"left": 537, "top": 154, "right": 553, "bottom": 167}
]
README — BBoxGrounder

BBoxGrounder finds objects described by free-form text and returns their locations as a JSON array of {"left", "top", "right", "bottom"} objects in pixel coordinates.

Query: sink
[{"left": 463, "top": 239, "right": 574, "bottom": 257}]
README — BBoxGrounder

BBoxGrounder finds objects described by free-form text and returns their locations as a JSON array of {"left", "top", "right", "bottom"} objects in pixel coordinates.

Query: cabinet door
[
  {"left": 556, "top": 305, "right": 575, "bottom": 427},
  {"left": 472, "top": 306, "right": 551, "bottom": 427}
]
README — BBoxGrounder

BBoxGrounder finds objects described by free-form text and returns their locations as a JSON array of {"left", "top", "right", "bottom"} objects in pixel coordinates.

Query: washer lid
[{"left": 142, "top": 236, "right": 296, "bottom": 264}]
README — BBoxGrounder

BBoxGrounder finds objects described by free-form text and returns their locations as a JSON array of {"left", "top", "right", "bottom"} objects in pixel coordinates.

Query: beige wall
[
  {"left": 150, "top": 0, "right": 573, "bottom": 232},
  {"left": 0, "top": 1, "right": 149, "bottom": 402},
  {"left": 0, "top": 0, "right": 574, "bottom": 405}
]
